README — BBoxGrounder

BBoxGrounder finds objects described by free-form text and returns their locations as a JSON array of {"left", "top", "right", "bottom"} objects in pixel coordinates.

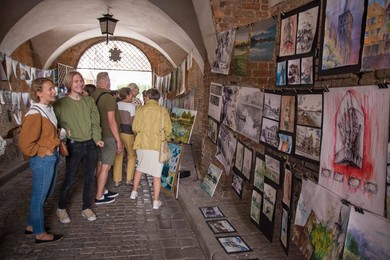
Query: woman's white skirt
[{"left": 136, "top": 149, "right": 163, "bottom": 177}]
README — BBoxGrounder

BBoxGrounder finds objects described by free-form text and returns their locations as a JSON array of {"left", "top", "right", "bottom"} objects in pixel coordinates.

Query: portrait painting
[
  {"left": 276, "top": 61, "right": 287, "bottom": 86},
  {"left": 212, "top": 29, "right": 237, "bottom": 75},
  {"left": 253, "top": 153, "right": 266, "bottom": 192},
  {"left": 208, "top": 117, "right": 219, "bottom": 144},
  {"left": 208, "top": 82, "right": 223, "bottom": 122},
  {"left": 297, "top": 93, "right": 323, "bottom": 128},
  {"left": 319, "top": 0, "right": 367, "bottom": 75},
  {"left": 287, "top": 59, "right": 300, "bottom": 85},
  {"left": 250, "top": 189, "right": 262, "bottom": 225},
  {"left": 279, "top": 95, "right": 295, "bottom": 133},
  {"left": 279, "top": 14, "right": 297, "bottom": 57},
  {"left": 319, "top": 85, "right": 390, "bottom": 215},
  {"left": 221, "top": 85, "right": 239, "bottom": 131},
  {"left": 295, "top": 125, "right": 321, "bottom": 162},
  {"left": 301, "top": 56, "right": 313, "bottom": 84},
  {"left": 296, "top": 5, "right": 319, "bottom": 54},
  {"left": 216, "top": 125, "right": 237, "bottom": 174},
  {"left": 249, "top": 17, "right": 277, "bottom": 61},
  {"left": 233, "top": 26, "right": 249, "bottom": 76}
]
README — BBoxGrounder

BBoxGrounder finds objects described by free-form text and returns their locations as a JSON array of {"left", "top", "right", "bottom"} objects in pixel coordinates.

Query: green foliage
[{"left": 310, "top": 223, "right": 333, "bottom": 260}]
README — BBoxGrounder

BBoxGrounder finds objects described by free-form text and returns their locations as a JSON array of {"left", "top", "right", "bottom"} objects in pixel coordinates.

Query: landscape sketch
[
  {"left": 263, "top": 93, "right": 281, "bottom": 121},
  {"left": 295, "top": 125, "right": 321, "bottom": 162},
  {"left": 201, "top": 163, "right": 223, "bottom": 197},
  {"left": 343, "top": 208, "right": 390, "bottom": 259},
  {"left": 297, "top": 94, "right": 323, "bottom": 128},
  {"left": 212, "top": 29, "right": 236, "bottom": 75},
  {"left": 319, "top": 85, "right": 390, "bottom": 216},
  {"left": 161, "top": 143, "right": 183, "bottom": 194},
  {"left": 171, "top": 107, "right": 197, "bottom": 144},
  {"left": 235, "top": 86, "right": 264, "bottom": 142},
  {"left": 296, "top": 5, "right": 319, "bottom": 54},
  {"left": 233, "top": 26, "right": 249, "bottom": 76},
  {"left": 260, "top": 117, "right": 280, "bottom": 149},
  {"left": 253, "top": 153, "right": 266, "bottom": 192},
  {"left": 265, "top": 154, "right": 281, "bottom": 186},
  {"left": 209, "top": 82, "right": 223, "bottom": 122},
  {"left": 216, "top": 125, "right": 237, "bottom": 174},
  {"left": 249, "top": 17, "right": 277, "bottom": 61},
  {"left": 280, "top": 14, "right": 297, "bottom": 57},
  {"left": 221, "top": 85, "right": 239, "bottom": 131},
  {"left": 280, "top": 95, "right": 296, "bottom": 133},
  {"left": 251, "top": 189, "right": 262, "bottom": 225}
]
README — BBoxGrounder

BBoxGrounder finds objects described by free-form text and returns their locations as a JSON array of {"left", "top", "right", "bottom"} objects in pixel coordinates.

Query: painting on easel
[
  {"left": 161, "top": 142, "right": 183, "bottom": 195},
  {"left": 170, "top": 107, "right": 197, "bottom": 144}
]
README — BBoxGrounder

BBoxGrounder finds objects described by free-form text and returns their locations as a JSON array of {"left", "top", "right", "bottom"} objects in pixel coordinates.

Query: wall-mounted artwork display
[
  {"left": 319, "top": 85, "right": 390, "bottom": 216},
  {"left": 276, "top": 61, "right": 287, "bottom": 86},
  {"left": 211, "top": 29, "right": 237, "bottom": 75},
  {"left": 216, "top": 125, "right": 237, "bottom": 173},
  {"left": 206, "top": 219, "right": 236, "bottom": 234},
  {"left": 249, "top": 17, "right": 277, "bottom": 61},
  {"left": 200, "top": 206, "right": 225, "bottom": 219},
  {"left": 319, "top": 0, "right": 368, "bottom": 75},
  {"left": 265, "top": 153, "right": 282, "bottom": 186},
  {"left": 253, "top": 152, "right": 266, "bottom": 192},
  {"left": 260, "top": 117, "right": 280, "bottom": 149},
  {"left": 260, "top": 180, "right": 277, "bottom": 242},
  {"left": 235, "top": 87, "right": 263, "bottom": 142},
  {"left": 297, "top": 93, "right": 323, "bottom": 128},
  {"left": 216, "top": 236, "right": 252, "bottom": 254},
  {"left": 250, "top": 189, "right": 262, "bottom": 225},
  {"left": 233, "top": 26, "right": 249, "bottom": 76},
  {"left": 280, "top": 95, "right": 296, "bottom": 133},
  {"left": 231, "top": 172, "right": 244, "bottom": 198},
  {"left": 201, "top": 163, "right": 223, "bottom": 197},
  {"left": 208, "top": 117, "right": 219, "bottom": 144},
  {"left": 293, "top": 179, "right": 349, "bottom": 259},
  {"left": 221, "top": 85, "right": 239, "bottom": 131},
  {"left": 161, "top": 143, "right": 183, "bottom": 195},
  {"left": 343, "top": 208, "right": 390, "bottom": 259},
  {"left": 295, "top": 125, "right": 321, "bottom": 162},
  {"left": 263, "top": 92, "right": 281, "bottom": 121},
  {"left": 278, "top": 133, "right": 293, "bottom": 154},
  {"left": 296, "top": 5, "right": 319, "bottom": 55},
  {"left": 361, "top": 0, "right": 390, "bottom": 71},
  {"left": 282, "top": 168, "right": 293, "bottom": 208},
  {"left": 208, "top": 82, "right": 223, "bottom": 122},
  {"left": 300, "top": 56, "right": 313, "bottom": 84},
  {"left": 279, "top": 14, "right": 297, "bottom": 57},
  {"left": 170, "top": 107, "right": 197, "bottom": 144},
  {"left": 242, "top": 146, "right": 253, "bottom": 180},
  {"left": 287, "top": 58, "right": 301, "bottom": 85},
  {"left": 280, "top": 206, "right": 290, "bottom": 255},
  {"left": 233, "top": 141, "right": 244, "bottom": 174}
]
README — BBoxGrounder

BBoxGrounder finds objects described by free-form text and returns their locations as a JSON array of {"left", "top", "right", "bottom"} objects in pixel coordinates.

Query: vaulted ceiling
[{"left": 0, "top": 0, "right": 218, "bottom": 74}]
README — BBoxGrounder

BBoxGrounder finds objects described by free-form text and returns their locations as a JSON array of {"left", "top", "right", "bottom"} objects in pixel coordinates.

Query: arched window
[{"left": 77, "top": 40, "right": 152, "bottom": 91}]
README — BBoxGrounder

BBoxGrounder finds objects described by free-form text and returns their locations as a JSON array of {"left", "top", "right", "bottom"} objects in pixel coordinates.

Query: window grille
[
  {"left": 57, "top": 63, "right": 74, "bottom": 85},
  {"left": 77, "top": 40, "right": 152, "bottom": 72}
]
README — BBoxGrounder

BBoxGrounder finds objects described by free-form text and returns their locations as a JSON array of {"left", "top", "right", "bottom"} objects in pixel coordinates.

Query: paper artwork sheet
[
  {"left": 216, "top": 125, "right": 237, "bottom": 173},
  {"left": 209, "top": 82, "right": 223, "bottom": 122},
  {"left": 212, "top": 29, "right": 236, "bottom": 75},
  {"left": 221, "top": 85, "right": 239, "bottom": 131},
  {"left": 201, "top": 163, "right": 223, "bottom": 197}
]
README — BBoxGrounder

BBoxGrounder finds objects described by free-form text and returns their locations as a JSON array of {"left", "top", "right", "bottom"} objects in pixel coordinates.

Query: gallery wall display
[
  {"left": 200, "top": 163, "right": 223, "bottom": 197},
  {"left": 319, "top": 85, "right": 390, "bottom": 216},
  {"left": 208, "top": 82, "right": 223, "bottom": 122},
  {"left": 211, "top": 29, "right": 237, "bottom": 75},
  {"left": 161, "top": 143, "right": 183, "bottom": 195},
  {"left": 170, "top": 107, "right": 197, "bottom": 144}
]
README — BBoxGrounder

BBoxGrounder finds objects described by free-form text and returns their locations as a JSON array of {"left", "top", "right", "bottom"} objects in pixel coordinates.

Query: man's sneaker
[
  {"left": 130, "top": 191, "right": 138, "bottom": 200},
  {"left": 153, "top": 200, "right": 162, "bottom": 210},
  {"left": 95, "top": 196, "right": 115, "bottom": 205},
  {"left": 81, "top": 208, "right": 97, "bottom": 221},
  {"left": 104, "top": 189, "right": 119, "bottom": 198},
  {"left": 56, "top": 209, "right": 71, "bottom": 224}
]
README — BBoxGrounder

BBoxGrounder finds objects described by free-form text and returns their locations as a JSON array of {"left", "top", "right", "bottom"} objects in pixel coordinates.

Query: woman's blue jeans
[
  {"left": 58, "top": 140, "right": 96, "bottom": 210},
  {"left": 28, "top": 151, "right": 59, "bottom": 235}
]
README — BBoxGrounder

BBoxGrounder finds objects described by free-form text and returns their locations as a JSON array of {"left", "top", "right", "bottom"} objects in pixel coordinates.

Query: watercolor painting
[
  {"left": 287, "top": 58, "right": 301, "bottom": 85},
  {"left": 319, "top": 85, "right": 390, "bottom": 216},
  {"left": 260, "top": 117, "right": 280, "bottom": 149},
  {"left": 278, "top": 133, "right": 293, "bottom": 154},
  {"left": 263, "top": 182, "right": 277, "bottom": 222},
  {"left": 276, "top": 61, "right": 287, "bottom": 86},
  {"left": 297, "top": 93, "right": 323, "bottom": 128},
  {"left": 161, "top": 143, "right": 183, "bottom": 195},
  {"left": 263, "top": 93, "right": 281, "bottom": 121},
  {"left": 250, "top": 189, "right": 262, "bottom": 225},
  {"left": 209, "top": 82, "right": 223, "bottom": 122},
  {"left": 343, "top": 208, "right": 390, "bottom": 259},
  {"left": 233, "top": 26, "right": 249, "bottom": 76},
  {"left": 249, "top": 17, "right": 277, "bottom": 61},
  {"left": 280, "top": 95, "right": 296, "bottom": 133},
  {"left": 361, "top": 0, "right": 390, "bottom": 71},
  {"left": 265, "top": 154, "right": 281, "bottom": 186},
  {"left": 171, "top": 107, "right": 197, "bottom": 144},
  {"left": 221, "top": 85, "right": 239, "bottom": 131},
  {"left": 301, "top": 56, "right": 314, "bottom": 84},
  {"left": 295, "top": 125, "right": 321, "bottom": 162},
  {"left": 253, "top": 153, "right": 266, "bottom": 192},
  {"left": 296, "top": 5, "right": 319, "bottom": 54},
  {"left": 212, "top": 29, "right": 237, "bottom": 75},
  {"left": 280, "top": 14, "right": 297, "bottom": 57},
  {"left": 216, "top": 125, "right": 237, "bottom": 174},
  {"left": 201, "top": 163, "right": 223, "bottom": 197}
]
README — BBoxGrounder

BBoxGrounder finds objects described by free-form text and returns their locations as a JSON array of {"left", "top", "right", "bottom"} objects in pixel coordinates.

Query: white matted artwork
[
  {"left": 242, "top": 146, "right": 252, "bottom": 180},
  {"left": 211, "top": 29, "right": 237, "bottom": 75},
  {"left": 263, "top": 92, "right": 281, "bottom": 121},
  {"left": 209, "top": 82, "right": 223, "bottom": 122},
  {"left": 216, "top": 125, "right": 237, "bottom": 174},
  {"left": 319, "top": 85, "right": 390, "bottom": 216},
  {"left": 253, "top": 152, "right": 266, "bottom": 192},
  {"left": 297, "top": 93, "right": 323, "bottom": 128},
  {"left": 201, "top": 163, "right": 223, "bottom": 197}
]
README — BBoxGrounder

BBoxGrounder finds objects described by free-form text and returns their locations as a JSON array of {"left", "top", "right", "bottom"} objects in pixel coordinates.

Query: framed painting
[
  {"left": 250, "top": 189, "right": 262, "bottom": 226},
  {"left": 276, "top": 60, "right": 287, "bottom": 86},
  {"left": 295, "top": 125, "right": 322, "bottom": 162},
  {"left": 208, "top": 82, "right": 223, "bottom": 122},
  {"left": 319, "top": 0, "right": 368, "bottom": 75},
  {"left": 216, "top": 125, "right": 237, "bottom": 173},
  {"left": 279, "top": 14, "right": 297, "bottom": 57},
  {"left": 199, "top": 206, "right": 225, "bottom": 219},
  {"left": 216, "top": 236, "right": 252, "bottom": 254},
  {"left": 300, "top": 56, "right": 314, "bottom": 84},
  {"left": 253, "top": 152, "right": 266, "bottom": 192},
  {"left": 297, "top": 93, "right": 323, "bottom": 128},
  {"left": 211, "top": 29, "right": 237, "bottom": 75},
  {"left": 171, "top": 107, "right": 197, "bottom": 144},
  {"left": 265, "top": 153, "right": 282, "bottom": 186},
  {"left": 278, "top": 133, "right": 293, "bottom": 154},
  {"left": 206, "top": 219, "right": 236, "bottom": 234},
  {"left": 279, "top": 95, "right": 296, "bottom": 133},
  {"left": 161, "top": 143, "right": 183, "bottom": 195},
  {"left": 200, "top": 163, "right": 223, "bottom": 197},
  {"left": 231, "top": 172, "right": 244, "bottom": 198},
  {"left": 263, "top": 92, "right": 281, "bottom": 121},
  {"left": 208, "top": 116, "right": 219, "bottom": 144}
]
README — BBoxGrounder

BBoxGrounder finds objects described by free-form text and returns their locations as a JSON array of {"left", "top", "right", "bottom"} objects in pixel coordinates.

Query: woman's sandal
[{"left": 35, "top": 234, "right": 64, "bottom": 245}]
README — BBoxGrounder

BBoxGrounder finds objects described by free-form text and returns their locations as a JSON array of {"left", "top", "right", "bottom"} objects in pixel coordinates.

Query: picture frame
[
  {"left": 253, "top": 152, "right": 266, "bottom": 192},
  {"left": 265, "top": 153, "right": 282, "bottom": 186},
  {"left": 231, "top": 172, "right": 244, "bottom": 198},
  {"left": 208, "top": 82, "right": 223, "bottom": 122},
  {"left": 216, "top": 236, "right": 252, "bottom": 254},
  {"left": 199, "top": 206, "right": 225, "bottom": 219},
  {"left": 250, "top": 189, "right": 262, "bottom": 226},
  {"left": 280, "top": 205, "right": 290, "bottom": 255},
  {"left": 208, "top": 116, "right": 219, "bottom": 144},
  {"left": 242, "top": 145, "right": 253, "bottom": 180},
  {"left": 206, "top": 219, "right": 236, "bottom": 234},
  {"left": 200, "top": 163, "right": 223, "bottom": 197},
  {"left": 161, "top": 143, "right": 183, "bottom": 195}
]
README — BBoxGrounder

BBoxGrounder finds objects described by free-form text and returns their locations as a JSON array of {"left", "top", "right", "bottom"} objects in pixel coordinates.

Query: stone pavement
[{"left": 0, "top": 148, "right": 305, "bottom": 259}]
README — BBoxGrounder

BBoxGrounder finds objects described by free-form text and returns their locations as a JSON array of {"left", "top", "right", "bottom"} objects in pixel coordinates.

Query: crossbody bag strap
[
  {"left": 161, "top": 107, "right": 165, "bottom": 141},
  {"left": 95, "top": 92, "right": 109, "bottom": 105}
]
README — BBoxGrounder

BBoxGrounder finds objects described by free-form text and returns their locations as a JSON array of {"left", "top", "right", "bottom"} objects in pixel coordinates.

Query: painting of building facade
[
  {"left": 319, "top": 85, "right": 390, "bottom": 216},
  {"left": 295, "top": 125, "right": 321, "bottom": 162}
]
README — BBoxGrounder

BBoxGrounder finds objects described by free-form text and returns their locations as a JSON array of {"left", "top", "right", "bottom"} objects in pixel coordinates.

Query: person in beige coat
[{"left": 130, "top": 88, "right": 172, "bottom": 209}]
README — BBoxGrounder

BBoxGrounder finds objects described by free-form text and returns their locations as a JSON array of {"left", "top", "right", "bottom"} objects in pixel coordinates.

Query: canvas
[
  {"left": 212, "top": 29, "right": 237, "bottom": 75},
  {"left": 319, "top": 85, "right": 390, "bottom": 216},
  {"left": 170, "top": 107, "right": 197, "bottom": 144},
  {"left": 249, "top": 17, "right": 276, "bottom": 61},
  {"left": 208, "top": 82, "right": 223, "bottom": 122},
  {"left": 161, "top": 143, "right": 183, "bottom": 195},
  {"left": 216, "top": 125, "right": 237, "bottom": 173},
  {"left": 201, "top": 163, "right": 223, "bottom": 197},
  {"left": 233, "top": 26, "right": 249, "bottom": 76}
]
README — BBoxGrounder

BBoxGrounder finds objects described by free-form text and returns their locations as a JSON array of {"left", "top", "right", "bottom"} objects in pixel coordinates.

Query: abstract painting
[
  {"left": 161, "top": 143, "right": 183, "bottom": 195},
  {"left": 287, "top": 58, "right": 300, "bottom": 85},
  {"left": 221, "top": 84, "right": 239, "bottom": 131},
  {"left": 216, "top": 125, "right": 237, "bottom": 174},
  {"left": 301, "top": 56, "right": 314, "bottom": 84},
  {"left": 206, "top": 219, "right": 236, "bottom": 234},
  {"left": 282, "top": 168, "right": 293, "bottom": 208},
  {"left": 242, "top": 146, "right": 252, "bottom": 180},
  {"left": 209, "top": 82, "right": 223, "bottom": 122},
  {"left": 260, "top": 117, "right": 280, "bottom": 149},
  {"left": 280, "top": 95, "right": 296, "bottom": 133},
  {"left": 235, "top": 86, "right": 263, "bottom": 142},
  {"left": 253, "top": 152, "right": 266, "bottom": 192},
  {"left": 279, "top": 14, "right": 297, "bottom": 57},
  {"left": 201, "top": 163, "right": 223, "bottom": 197},
  {"left": 295, "top": 125, "right": 321, "bottom": 162},
  {"left": 343, "top": 208, "right": 390, "bottom": 259},
  {"left": 233, "top": 26, "right": 249, "bottom": 76},
  {"left": 276, "top": 61, "right": 287, "bottom": 86},
  {"left": 231, "top": 172, "right": 244, "bottom": 198},
  {"left": 171, "top": 107, "right": 197, "bottom": 144},
  {"left": 361, "top": 0, "right": 390, "bottom": 71},
  {"left": 212, "top": 29, "right": 237, "bottom": 75},
  {"left": 296, "top": 5, "right": 319, "bottom": 54},
  {"left": 208, "top": 116, "right": 219, "bottom": 144},
  {"left": 249, "top": 17, "right": 277, "bottom": 61},
  {"left": 250, "top": 189, "right": 262, "bottom": 225},
  {"left": 319, "top": 0, "right": 367, "bottom": 74},
  {"left": 319, "top": 85, "right": 390, "bottom": 216},
  {"left": 297, "top": 93, "right": 323, "bottom": 128}
]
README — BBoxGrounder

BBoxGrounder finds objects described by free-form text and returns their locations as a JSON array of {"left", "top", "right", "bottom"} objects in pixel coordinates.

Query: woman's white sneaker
[
  {"left": 153, "top": 200, "right": 162, "bottom": 209},
  {"left": 130, "top": 191, "right": 138, "bottom": 200}
]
